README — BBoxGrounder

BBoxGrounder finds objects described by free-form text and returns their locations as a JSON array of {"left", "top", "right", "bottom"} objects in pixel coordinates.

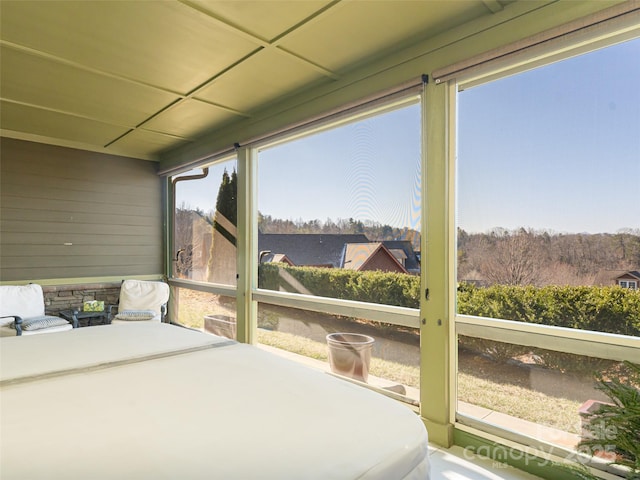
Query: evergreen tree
[
  {"left": 213, "top": 169, "right": 237, "bottom": 245},
  {"left": 207, "top": 169, "right": 238, "bottom": 283}
]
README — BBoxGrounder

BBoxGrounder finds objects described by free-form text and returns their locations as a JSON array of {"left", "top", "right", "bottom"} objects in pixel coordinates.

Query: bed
[{"left": 1, "top": 323, "right": 429, "bottom": 479}]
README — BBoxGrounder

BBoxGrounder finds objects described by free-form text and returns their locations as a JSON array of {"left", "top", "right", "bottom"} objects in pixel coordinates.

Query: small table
[{"left": 59, "top": 310, "right": 110, "bottom": 328}]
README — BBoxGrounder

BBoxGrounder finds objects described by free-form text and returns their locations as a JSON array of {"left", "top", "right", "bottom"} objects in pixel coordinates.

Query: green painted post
[
  {"left": 236, "top": 147, "right": 258, "bottom": 344},
  {"left": 420, "top": 78, "right": 457, "bottom": 447}
]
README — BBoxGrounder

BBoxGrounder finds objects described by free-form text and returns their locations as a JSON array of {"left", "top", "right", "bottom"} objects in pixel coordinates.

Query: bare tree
[
  {"left": 175, "top": 204, "right": 209, "bottom": 280},
  {"left": 478, "top": 228, "right": 549, "bottom": 286}
]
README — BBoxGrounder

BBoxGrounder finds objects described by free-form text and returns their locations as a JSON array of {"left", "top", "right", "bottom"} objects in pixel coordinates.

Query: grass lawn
[{"left": 258, "top": 328, "right": 581, "bottom": 434}]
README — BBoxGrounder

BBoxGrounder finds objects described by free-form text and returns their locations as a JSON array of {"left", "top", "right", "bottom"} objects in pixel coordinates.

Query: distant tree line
[
  {"left": 458, "top": 227, "right": 640, "bottom": 286},
  {"left": 258, "top": 213, "right": 421, "bottom": 250},
  {"left": 179, "top": 202, "right": 640, "bottom": 287},
  {"left": 177, "top": 167, "right": 639, "bottom": 288}
]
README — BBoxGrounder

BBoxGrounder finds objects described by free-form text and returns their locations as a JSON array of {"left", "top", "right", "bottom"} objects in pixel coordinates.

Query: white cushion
[
  {"left": 19, "top": 316, "right": 70, "bottom": 331},
  {"left": 0, "top": 284, "right": 45, "bottom": 320},
  {"left": 1, "top": 321, "right": 73, "bottom": 337},
  {"left": 113, "top": 310, "right": 157, "bottom": 322},
  {"left": 20, "top": 324, "right": 73, "bottom": 336},
  {"left": 118, "top": 280, "right": 169, "bottom": 318}
]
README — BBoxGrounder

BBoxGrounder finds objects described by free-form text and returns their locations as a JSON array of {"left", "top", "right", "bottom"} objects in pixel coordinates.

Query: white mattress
[
  {"left": 1, "top": 323, "right": 230, "bottom": 384},
  {"left": 1, "top": 323, "right": 429, "bottom": 479}
]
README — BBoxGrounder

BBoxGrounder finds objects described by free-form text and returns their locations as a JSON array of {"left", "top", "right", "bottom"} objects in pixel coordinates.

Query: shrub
[
  {"left": 457, "top": 282, "right": 640, "bottom": 337},
  {"left": 457, "top": 283, "right": 639, "bottom": 374},
  {"left": 258, "top": 263, "right": 420, "bottom": 308},
  {"left": 578, "top": 361, "right": 640, "bottom": 479}
]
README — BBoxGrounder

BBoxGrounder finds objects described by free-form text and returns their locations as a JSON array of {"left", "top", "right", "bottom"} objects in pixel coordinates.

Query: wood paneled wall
[{"left": 0, "top": 138, "right": 163, "bottom": 281}]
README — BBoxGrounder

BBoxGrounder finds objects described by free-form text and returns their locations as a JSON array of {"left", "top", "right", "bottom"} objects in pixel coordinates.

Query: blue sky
[
  {"left": 177, "top": 37, "right": 639, "bottom": 235},
  {"left": 457, "top": 36, "right": 640, "bottom": 234},
  {"left": 258, "top": 105, "right": 422, "bottom": 231}
]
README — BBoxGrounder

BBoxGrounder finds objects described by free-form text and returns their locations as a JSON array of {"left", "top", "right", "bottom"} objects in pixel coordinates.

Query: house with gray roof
[
  {"left": 258, "top": 233, "right": 420, "bottom": 274},
  {"left": 259, "top": 233, "right": 369, "bottom": 268}
]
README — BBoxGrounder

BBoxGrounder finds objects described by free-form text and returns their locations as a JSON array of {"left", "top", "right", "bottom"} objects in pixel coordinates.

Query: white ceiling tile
[
  {"left": 0, "top": 46, "right": 179, "bottom": 127},
  {"left": 280, "top": 1, "right": 486, "bottom": 72},
  {"left": 196, "top": 48, "right": 331, "bottom": 112},
  {"left": 143, "top": 99, "right": 245, "bottom": 139},
  {"left": 188, "top": 0, "right": 332, "bottom": 42},
  {"left": 108, "top": 129, "right": 192, "bottom": 159},
  {"left": 0, "top": 1, "right": 260, "bottom": 93},
  {"left": 0, "top": 101, "right": 130, "bottom": 146}
]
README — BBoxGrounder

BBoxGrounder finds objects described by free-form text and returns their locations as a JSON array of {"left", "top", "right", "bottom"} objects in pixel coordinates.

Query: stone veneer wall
[{"left": 42, "top": 282, "right": 121, "bottom": 315}]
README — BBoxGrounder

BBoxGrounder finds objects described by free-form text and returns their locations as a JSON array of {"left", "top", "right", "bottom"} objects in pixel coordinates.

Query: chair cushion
[
  {"left": 114, "top": 310, "right": 157, "bottom": 322},
  {"left": 15, "top": 316, "right": 69, "bottom": 331},
  {"left": 0, "top": 284, "right": 46, "bottom": 320},
  {"left": 118, "top": 280, "right": 169, "bottom": 317}
]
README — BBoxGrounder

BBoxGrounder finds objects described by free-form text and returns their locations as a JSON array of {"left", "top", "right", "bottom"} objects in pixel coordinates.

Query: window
[
  {"left": 256, "top": 100, "right": 422, "bottom": 401},
  {"left": 455, "top": 37, "right": 640, "bottom": 468},
  {"left": 170, "top": 158, "right": 238, "bottom": 332},
  {"left": 172, "top": 159, "right": 237, "bottom": 284},
  {"left": 257, "top": 102, "right": 421, "bottom": 301},
  {"left": 457, "top": 37, "right": 640, "bottom": 324}
]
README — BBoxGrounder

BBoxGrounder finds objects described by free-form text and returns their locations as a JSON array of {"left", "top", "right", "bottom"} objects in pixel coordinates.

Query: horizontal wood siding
[{"left": 0, "top": 138, "right": 163, "bottom": 281}]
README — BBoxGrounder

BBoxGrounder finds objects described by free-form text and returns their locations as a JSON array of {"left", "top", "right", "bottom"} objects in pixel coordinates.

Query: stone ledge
[
  {"left": 42, "top": 282, "right": 122, "bottom": 293},
  {"left": 42, "top": 282, "right": 121, "bottom": 315}
]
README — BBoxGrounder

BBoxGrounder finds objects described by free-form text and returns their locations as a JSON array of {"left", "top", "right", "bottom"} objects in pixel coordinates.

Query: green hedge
[
  {"left": 259, "top": 263, "right": 420, "bottom": 308},
  {"left": 261, "top": 264, "right": 640, "bottom": 337},
  {"left": 457, "top": 283, "right": 640, "bottom": 375},
  {"left": 457, "top": 283, "right": 640, "bottom": 337}
]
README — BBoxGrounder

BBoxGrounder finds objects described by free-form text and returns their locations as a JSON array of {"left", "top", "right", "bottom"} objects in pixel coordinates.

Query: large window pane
[
  {"left": 456, "top": 38, "right": 640, "bottom": 330},
  {"left": 172, "top": 159, "right": 237, "bottom": 285},
  {"left": 256, "top": 101, "right": 421, "bottom": 397},
  {"left": 257, "top": 102, "right": 422, "bottom": 306},
  {"left": 455, "top": 38, "right": 640, "bottom": 472}
]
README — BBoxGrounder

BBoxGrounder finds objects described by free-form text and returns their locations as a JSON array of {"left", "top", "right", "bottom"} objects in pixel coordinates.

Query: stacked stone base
[{"left": 42, "top": 283, "right": 121, "bottom": 315}]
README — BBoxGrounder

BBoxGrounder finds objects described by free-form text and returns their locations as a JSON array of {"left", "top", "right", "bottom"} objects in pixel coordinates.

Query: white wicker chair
[
  {"left": 0, "top": 284, "right": 73, "bottom": 336},
  {"left": 109, "top": 280, "right": 170, "bottom": 324}
]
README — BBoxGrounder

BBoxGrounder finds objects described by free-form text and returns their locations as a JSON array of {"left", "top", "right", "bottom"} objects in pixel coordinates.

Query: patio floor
[{"left": 429, "top": 445, "right": 543, "bottom": 479}]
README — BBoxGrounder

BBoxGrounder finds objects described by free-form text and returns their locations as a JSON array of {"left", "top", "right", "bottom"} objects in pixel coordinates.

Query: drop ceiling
[{"left": 1, "top": 0, "right": 510, "bottom": 161}]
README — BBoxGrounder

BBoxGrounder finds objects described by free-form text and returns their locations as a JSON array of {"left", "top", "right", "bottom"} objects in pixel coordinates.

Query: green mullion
[
  {"left": 420, "top": 78, "right": 455, "bottom": 447},
  {"left": 236, "top": 147, "right": 258, "bottom": 345}
]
